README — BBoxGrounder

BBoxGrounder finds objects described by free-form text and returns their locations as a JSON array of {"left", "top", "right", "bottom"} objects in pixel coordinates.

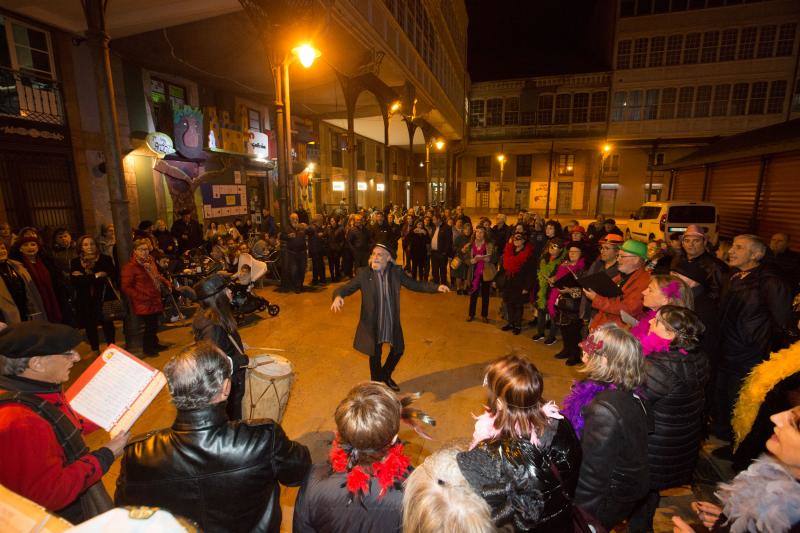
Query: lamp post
[
  {"left": 425, "top": 138, "right": 445, "bottom": 204},
  {"left": 497, "top": 153, "right": 507, "bottom": 212},
  {"left": 272, "top": 43, "right": 320, "bottom": 230},
  {"left": 594, "top": 143, "right": 612, "bottom": 217}
]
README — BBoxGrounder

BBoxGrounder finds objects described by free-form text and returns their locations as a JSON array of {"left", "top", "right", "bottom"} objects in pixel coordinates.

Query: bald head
[{"left": 770, "top": 233, "right": 790, "bottom": 255}]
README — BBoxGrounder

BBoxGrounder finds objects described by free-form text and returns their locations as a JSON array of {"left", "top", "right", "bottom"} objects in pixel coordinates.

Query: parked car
[{"left": 626, "top": 201, "right": 718, "bottom": 242}]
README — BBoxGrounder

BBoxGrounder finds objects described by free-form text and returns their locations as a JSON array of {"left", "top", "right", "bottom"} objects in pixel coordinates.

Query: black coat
[
  {"left": 491, "top": 223, "right": 513, "bottom": 252},
  {"left": 69, "top": 254, "right": 118, "bottom": 323},
  {"left": 116, "top": 404, "right": 311, "bottom": 533},
  {"left": 292, "top": 463, "right": 407, "bottom": 533},
  {"left": 457, "top": 418, "right": 582, "bottom": 532},
  {"left": 407, "top": 230, "right": 430, "bottom": 258},
  {"left": 171, "top": 218, "right": 204, "bottom": 253},
  {"left": 671, "top": 251, "right": 728, "bottom": 302},
  {"left": 643, "top": 348, "right": 709, "bottom": 489},
  {"left": 307, "top": 224, "right": 328, "bottom": 255},
  {"left": 574, "top": 389, "right": 650, "bottom": 530},
  {"left": 429, "top": 223, "right": 453, "bottom": 256},
  {"left": 500, "top": 245, "right": 537, "bottom": 305},
  {"left": 333, "top": 264, "right": 439, "bottom": 357},
  {"left": 153, "top": 229, "right": 178, "bottom": 256},
  {"left": 719, "top": 263, "right": 793, "bottom": 375},
  {"left": 326, "top": 224, "right": 345, "bottom": 253}
]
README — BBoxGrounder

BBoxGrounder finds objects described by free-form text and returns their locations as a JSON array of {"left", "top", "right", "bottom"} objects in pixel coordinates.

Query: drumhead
[{"left": 251, "top": 354, "right": 293, "bottom": 378}]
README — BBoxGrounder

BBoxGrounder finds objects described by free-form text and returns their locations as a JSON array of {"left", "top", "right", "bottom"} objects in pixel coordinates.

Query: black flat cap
[
  {"left": 0, "top": 321, "right": 81, "bottom": 359},
  {"left": 193, "top": 274, "right": 228, "bottom": 300}
]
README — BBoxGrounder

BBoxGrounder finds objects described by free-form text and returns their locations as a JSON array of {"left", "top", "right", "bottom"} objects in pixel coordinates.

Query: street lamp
[
  {"left": 595, "top": 143, "right": 613, "bottom": 216},
  {"left": 497, "top": 153, "right": 507, "bottom": 211},
  {"left": 292, "top": 43, "right": 321, "bottom": 68}
]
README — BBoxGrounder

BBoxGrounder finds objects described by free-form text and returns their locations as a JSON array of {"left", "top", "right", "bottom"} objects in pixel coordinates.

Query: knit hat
[
  {"left": 16, "top": 236, "right": 39, "bottom": 247},
  {"left": 621, "top": 240, "right": 648, "bottom": 260},
  {"left": 0, "top": 321, "right": 81, "bottom": 359}
]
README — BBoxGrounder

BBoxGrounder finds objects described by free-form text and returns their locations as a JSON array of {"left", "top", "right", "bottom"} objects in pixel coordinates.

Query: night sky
[{"left": 466, "top": 0, "right": 609, "bottom": 82}]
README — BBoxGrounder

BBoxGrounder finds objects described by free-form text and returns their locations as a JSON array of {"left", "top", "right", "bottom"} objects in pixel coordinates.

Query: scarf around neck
[{"left": 502, "top": 241, "right": 533, "bottom": 277}]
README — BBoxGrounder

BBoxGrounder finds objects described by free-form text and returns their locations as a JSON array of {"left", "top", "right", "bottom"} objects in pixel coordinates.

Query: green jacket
[{"left": 536, "top": 250, "right": 564, "bottom": 308}]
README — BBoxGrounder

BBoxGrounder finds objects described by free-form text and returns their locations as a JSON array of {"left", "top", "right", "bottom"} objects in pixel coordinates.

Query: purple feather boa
[{"left": 561, "top": 379, "right": 614, "bottom": 437}]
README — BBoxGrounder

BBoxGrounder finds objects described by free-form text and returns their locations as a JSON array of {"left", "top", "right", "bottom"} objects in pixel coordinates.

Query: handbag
[
  {"left": 482, "top": 261, "right": 497, "bottom": 282},
  {"left": 450, "top": 256, "right": 462, "bottom": 270},
  {"left": 101, "top": 278, "right": 127, "bottom": 322}
]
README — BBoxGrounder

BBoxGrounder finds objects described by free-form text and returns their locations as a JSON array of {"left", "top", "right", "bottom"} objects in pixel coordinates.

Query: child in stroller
[{"left": 229, "top": 252, "right": 279, "bottom": 323}]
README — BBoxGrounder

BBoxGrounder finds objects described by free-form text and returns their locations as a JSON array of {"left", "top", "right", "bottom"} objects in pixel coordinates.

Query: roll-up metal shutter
[
  {"left": 758, "top": 154, "right": 800, "bottom": 251},
  {"left": 706, "top": 161, "right": 761, "bottom": 239},
  {"left": 671, "top": 167, "right": 705, "bottom": 201}
]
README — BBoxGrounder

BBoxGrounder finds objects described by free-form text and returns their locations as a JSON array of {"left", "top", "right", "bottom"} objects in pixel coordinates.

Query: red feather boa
[
  {"left": 329, "top": 437, "right": 411, "bottom": 499},
  {"left": 502, "top": 241, "right": 534, "bottom": 276}
]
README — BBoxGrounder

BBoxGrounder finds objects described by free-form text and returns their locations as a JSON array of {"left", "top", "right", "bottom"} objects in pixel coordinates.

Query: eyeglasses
[
  {"left": 619, "top": 253, "right": 638, "bottom": 260},
  {"left": 600, "top": 245, "right": 618, "bottom": 251}
]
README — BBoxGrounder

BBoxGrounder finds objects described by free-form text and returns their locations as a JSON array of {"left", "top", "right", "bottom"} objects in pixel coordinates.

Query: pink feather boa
[
  {"left": 630, "top": 309, "right": 672, "bottom": 356},
  {"left": 470, "top": 401, "right": 563, "bottom": 450},
  {"left": 547, "top": 258, "right": 586, "bottom": 318}
]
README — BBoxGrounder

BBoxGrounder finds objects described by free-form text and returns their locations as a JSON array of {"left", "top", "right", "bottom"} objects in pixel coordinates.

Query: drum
[{"left": 244, "top": 354, "right": 295, "bottom": 423}]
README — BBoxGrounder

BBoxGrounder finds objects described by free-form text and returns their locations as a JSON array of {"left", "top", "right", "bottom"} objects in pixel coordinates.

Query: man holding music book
[{"left": 0, "top": 321, "right": 129, "bottom": 524}]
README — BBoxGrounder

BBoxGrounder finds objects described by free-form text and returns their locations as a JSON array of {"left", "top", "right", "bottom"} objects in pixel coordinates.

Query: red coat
[
  {"left": 121, "top": 256, "right": 167, "bottom": 316},
  {"left": 590, "top": 267, "right": 651, "bottom": 331},
  {"left": 0, "top": 386, "right": 106, "bottom": 512}
]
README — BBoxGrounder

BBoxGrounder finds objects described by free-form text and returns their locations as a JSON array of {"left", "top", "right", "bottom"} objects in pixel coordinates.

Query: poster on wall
[
  {"left": 531, "top": 182, "right": 549, "bottom": 210},
  {"left": 200, "top": 183, "right": 248, "bottom": 219}
]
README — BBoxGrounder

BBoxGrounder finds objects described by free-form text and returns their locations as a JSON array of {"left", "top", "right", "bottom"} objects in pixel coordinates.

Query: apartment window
[
  {"left": 572, "top": 93, "right": 589, "bottom": 123},
  {"left": 712, "top": 84, "right": 731, "bottom": 116},
  {"left": 558, "top": 154, "right": 575, "bottom": 176},
  {"left": 356, "top": 140, "right": 366, "bottom": 170},
  {"left": 554, "top": 94, "right": 572, "bottom": 124},
  {"left": 247, "top": 108, "right": 261, "bottom": 132},
  {"left": 625, "top": 90, "right": 642, "bottom": 121},
  {"left": 645, "top": 89, "right": 660, "bottom": 119},
  {"left": 486, "top": 98, "right": 503, "bottom": 126},
  {"left": 537, "top": 94, "right": 554, "bottom": 124},
  {"left": 520, "top": 112, "right": 535, "bottom": 125},
  {"left": 7, "top": 20, "right": 54, "bottom": 78},
  {"left": 719, "top": 29, "right": 738, "bottom": 61},
  {"left": 649, "top": 152, "right": 665, "bottom": 166},
  {"left": 660, "top": 88, "right": 677, "bottom": 119},
  {"left": 504, "top": 97, "right": 519, "bottom": 125},
  {"left": 376, "top": 146, "right": 383, "bottom": 173},
  {"left": 151, "top": 77, "right": 186, "bottom": 133},
  {"left": 603, "top": 154, "right": 620, "bottom": 173},
  {"left": 516, "top": 154, "right": 533, "bottom": 177},
  {"left": 612, "top": 91, "right": 626, "bottom": 122},
  {"left": 620, "top": 0, "right": 635, "bottom": 17},
  {"left": 590, "top": 91, "right": 608, "bottom": 122},
  {"left": 617, "top": 40, "right": 632, "bottom": 69},
  {"left": 683, "top": 33, "right": 701, "bottom": 64},
  {"left": 677, "top": 87, "right": 695, "bottom": 118},
  {"left": 632, "top": 38, "right": 648, "bottom": 68},
  {"left": 648, "top": 36, "right": 665, "bottom": 67},
  {"left": 330, "top": 131, "right": 343, "bottom": 167},
  {"left": 701, "top": 31, "right": 719, "bottom": 63},
  {"left": 469, "top": 99, "right": 485, "bottom": 127},
  {"left": 767, "top": 80, "right": 787, "bottom": 114},
  {"left": 694, "top": 85, "right": 712, "bottom": 117},
  {"left": 776, "top": 23, "right": 797, "bottom": 57},
  {"left": 757, "top": 25, "right": 777, "bottom": 58},
  {"left": 636, "top": 0, "right": 653, "bottom": 16},
  {"left": 556, "top": 182, "right": 573, "bottom": 215},
  {"left": 730, "top": 83, "right": 749, "bottom": 115},
  {"left": 748, "top": 81, "right": 767, "bottom": 114},
  {"left": 476, "top": 156, "right": 491, "bottom": 177},
  {"left": 738, "top": 27, "right": 757, "bottom": 59},
  {"left": 666, "top": 34, "right": 683, "bottom": 65}
]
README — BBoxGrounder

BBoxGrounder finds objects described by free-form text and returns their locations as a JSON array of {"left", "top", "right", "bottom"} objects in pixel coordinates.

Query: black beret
[
  {"left": 373, "top": 242, "right": 397, "bottom": 260},
  {"left": 0, "top": 321, "right": 81, "bottom": 359},
  {"left": 193, "top": 273, "right": 228, "bottom": 300}
]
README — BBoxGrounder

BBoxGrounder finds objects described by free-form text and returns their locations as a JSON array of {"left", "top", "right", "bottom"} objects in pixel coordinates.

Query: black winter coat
[
  {"left": 457, "top": 418, "right": 582, "bottom": 532},
  {"left": 429, "top": 223, "right": 453, "bottom": 256},
  {"left": 643, "top": 348, "right": 709, "bottom": 489},
  {"left": 292, "top": 463, "right": 408, "bottom": 533},
  {"left": 500, "top": 245, "right": 537, "bottom": 305},
  {"left": 332, "top": 264, "right": 439, "bottom": 357},
  {"left": 407, "top": 230, "right": 430, "bottom": 259},
  {"left": 171, "top": 218, "right": 204, "bottom": 253},
  {"left": 116, "top": 404, "right": 311, "bottom": 533},
  {"left": 671, "top": 251, "right": 728, "bottom": 302},
  {"left": 574, "top": 389, "right": 650, "bottom": 530},
  {"left": 326, "top": 225, "right": 345, "bottom": 253},
  {"left": 719, "top": 263, "right": 793, "bottom": 375},
  {"left": 307, "top": 224, "right": 328, "bottom": 255}
]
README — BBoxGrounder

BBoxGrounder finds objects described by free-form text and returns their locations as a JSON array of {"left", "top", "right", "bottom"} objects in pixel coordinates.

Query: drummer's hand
[
  {"left": 437, "top": 285, "right": 450, "bottom": 293},
  {"left": 331, "top": 296, "right": 345, "bottom": 312}
]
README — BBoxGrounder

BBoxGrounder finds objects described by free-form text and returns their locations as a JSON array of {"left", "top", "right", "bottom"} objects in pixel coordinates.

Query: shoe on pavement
[
  {"left": 466, "top": 316, "right": 474, "bottom": 322},
  {"left": 554, "top": 351, "right": 569, "bottom": 359},
  {"left": 512, "top": 327, "right": 521, "bottom": 335},
  {"left": 543, "top": 337, "right": 557, "bottom": 346},
  {"left": 532, "top": 333, "right": 545, "bottom": 341},
  {"left": 565, "top": 358, "right": 582, "bottom": 366},
  {"left": 501, "top": 324, "right": 514, "bottom": 331}
]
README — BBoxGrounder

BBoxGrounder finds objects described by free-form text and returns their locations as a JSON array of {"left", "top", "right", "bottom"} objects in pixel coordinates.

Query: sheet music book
[
  {"left": 578, "top": 271, "right": 624, "bottom": 298},
  {"left": 65, "top": 345, "right": 166, "bottom": 438}
]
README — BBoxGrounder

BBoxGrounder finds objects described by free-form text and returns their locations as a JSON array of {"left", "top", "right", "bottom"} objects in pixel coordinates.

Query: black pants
[
  {"left": 328, "top": 251, "right": 341, "bottom": 280},
  {"left": 354, "top": 250, "right": 370, "bottom": 272},
  {"left": 370, "top": 343, "right": 403, "bottom": 381},
  {"left": 560, "top": 318, "right": 583, "bottom": 360},
  {"left": 536, "top": 307, "right": 558, "bottom": 338},
  {"left": 227, "top": 367, "right": 245, "bottom": 421},
  {"left": 410, "top": 253, "right": 427, "bottom": 281},
  {"left": 85, "top": 315, "right": 116, "bottom": 351},
  {"left": 140, "top": 313, "right": 160, "bottom": 355},
  {"left": 628, "top": 490, "right": 661, "bottom": 533},
  {"left": 310, "top": 252, "right": 326, "bottom": 283},
  {"left": 430, "top": 252, "right": 448, "bottom": 285},
  {"left": 469, "top": 279, "right": 491, "bottom": 318},
  {"left": 342, "top": 248, "right": 354, "bottom": 277},
  {"left": 506, "top": 301, "right": 524, "bottom": 327},
  {"left": 713, "top": 369, "right": 747, "bottom": 441},
  {"left": 288, "top": 251, "right": 307, "bottom": 291}
]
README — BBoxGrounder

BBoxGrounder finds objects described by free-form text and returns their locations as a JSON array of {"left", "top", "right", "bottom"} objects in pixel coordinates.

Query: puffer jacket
[
  {"left": 457, "top": 417, "right": 582, "bottom": 532},
  {"left": 574, "top": 389, "right": 650, "bottom": 530},
  {"left": 116, "top": 403, "right": 311, "bottom": 533},
  {"left": 643, "top": 348, "right": 709, "bottom": 489},
  {"left": 719, "top": 263, "right": 793, "bottom": 375}
]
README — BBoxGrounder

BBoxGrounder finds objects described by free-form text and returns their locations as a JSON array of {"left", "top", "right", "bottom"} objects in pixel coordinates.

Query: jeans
[
  {"left": 370, "top": 343, "right": 403, "bottom": 381},
  {"left": 310, "top": 252, "right": 326, "bottom": 283},
  {"left": 430, "top": 252, "right": 448, "bottom": 285},
  {"left": 536, "top": 307, "right": 557, "bottom": 338},
  {"left": 469, "top": 279, "right": 491, "bottom": 318},
  {"left": 140, "top": 313, "right": 160, "bottom": 355}
]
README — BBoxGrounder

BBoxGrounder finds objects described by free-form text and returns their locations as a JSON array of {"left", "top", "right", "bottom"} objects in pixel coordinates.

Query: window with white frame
[
  {"left": 485, "top": 98, "right": 503, "bottom": 127},
  {"left": 603, "top": 154, "right": 620, "bottom": 173},
  {"left": 738, "top": 27, "right": 757, "bottom": 59},
  {"left": 572, "top": 93, "right": 589, "bottom": 123},
  {"left": 558, "top": 154, "right": 574, "bottom": 176},
  {"left": 247, "top": 108, "right": 261, "bottom": 132},
  {"left": 776, "top": 23, "right": 797, "bottom": 57},
  {"left": 712, "top": 84, "right": 731, "bottom": 116},
  {"left": 766, "top": 80, "right": 787, "bottom": 114},
  {"left": 469, "top": 99, "right": 485, "bottom": 127},
  {"left": 554, "top": 94, "right": 571, "bottom": 124},
  {"left": 683, "top": 33, "right": 701, "bottom": 64},
  {"left": 617, "top": 40, "right": 632, "bottom": 69},
  {"left": 659, "top": 88, "right": 677, "bottom": 119},
  {"left": 632, "top": 38, "right": 648, "bottom": 68},
  {"left": 1, "top": 18, "right": 55, "bottom": 78},
  {"left": 537, "top": 94, "right": 554, "bottom": 124},
  {"left": 504, "top": 97, "right": 519, "bottom": 125},
  {"left": 648, "top": 36, "right": 665, "bottom": 67},
  {"left": 701, "top": 31, "right": 719, "bottom": 63},
  {"left": 757, "top": 25, "right": 777, "bottom": 59},
  {"left": 666, "top": 35, "right": 683, "bottom": 65},
  {"left": 719, "top": 29, "right": 738, "bottom": 61},
  {"left": 590, "top": 92, "right": 607, "bottom": 122},
  {"left": 694, "top": 85, "right": 712, "bottom": 117},
  {"left": 730, "top": 83, "right": 749, "bottom": 115},
  {"left": 748, "top": 81, "right": 767, "bottom": 115}
]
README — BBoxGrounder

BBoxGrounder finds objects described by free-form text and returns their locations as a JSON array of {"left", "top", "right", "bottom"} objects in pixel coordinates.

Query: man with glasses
[
  {"left": 580, "top": 234, "right": 623, "bottom": 324},
  {"left": 584, "top": 240, "right": 651, "bottom": 330},
  {"left": 0, "top": 322, "right": 130, "bottom": 523}
]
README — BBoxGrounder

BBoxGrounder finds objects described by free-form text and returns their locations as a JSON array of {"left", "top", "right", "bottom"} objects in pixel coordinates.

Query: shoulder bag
[{"left": 100, "top": 277, "right": 127, "bottom": 322}]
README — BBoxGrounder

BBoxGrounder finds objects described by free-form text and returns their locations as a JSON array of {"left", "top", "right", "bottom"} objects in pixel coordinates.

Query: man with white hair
[
  {"left": 332, "top": 243, "right": 449, "bottom": 390},
  {"left": 116, "top": 341, "right": 310, "bottom": 532},
  {"left": 713, "top": 234, "right": 793, "bottom": 445}
]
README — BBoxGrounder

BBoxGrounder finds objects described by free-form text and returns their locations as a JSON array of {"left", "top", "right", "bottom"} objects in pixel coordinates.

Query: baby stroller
[{"left": 230, "top": 253, "right": 279, "bottom": 322}]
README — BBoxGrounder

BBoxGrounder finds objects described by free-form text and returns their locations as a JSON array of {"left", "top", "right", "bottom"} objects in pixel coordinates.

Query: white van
[{"left": 626, "top": 201, "right": 718, "bottom": 242}]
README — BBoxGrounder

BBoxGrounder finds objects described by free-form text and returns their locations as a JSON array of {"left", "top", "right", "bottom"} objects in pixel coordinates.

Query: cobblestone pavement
[{"left": 73, "top": 274, "right": 707, "bottom": 532}]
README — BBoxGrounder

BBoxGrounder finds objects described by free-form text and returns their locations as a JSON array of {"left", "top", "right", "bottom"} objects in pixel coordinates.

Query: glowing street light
[
  {"left": 292, "top": 43, "right": 321, "bottom": 68},
  {"left": 389, "top": 100, "right": 402, "bottom": 114},
  {"left": 434, "top": 138, "right": 445, "bottom": 151},
  {"left": 602, "top": 143, "right": 612, "bottom": 154}
]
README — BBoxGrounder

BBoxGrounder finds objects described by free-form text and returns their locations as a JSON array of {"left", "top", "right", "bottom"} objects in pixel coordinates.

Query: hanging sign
[
  {"left": 246, "top": 130, "right": 269, "bottom": 159},
  {"left": 145, "top": 132, "right": 175, "bottom": 157}
]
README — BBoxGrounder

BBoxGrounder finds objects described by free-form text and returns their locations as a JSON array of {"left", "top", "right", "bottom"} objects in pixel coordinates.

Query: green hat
[{"left": 621, "top": 240, "right": 648, "bottom": 260}]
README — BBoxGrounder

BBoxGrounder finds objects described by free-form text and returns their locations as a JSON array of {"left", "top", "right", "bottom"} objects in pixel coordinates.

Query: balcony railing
[{"left": 0, "top": 67, "right": 64, "bottom": 125}]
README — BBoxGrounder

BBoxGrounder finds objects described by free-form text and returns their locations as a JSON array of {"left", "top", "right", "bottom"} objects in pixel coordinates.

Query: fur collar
[{"left": 717, "top": 454, "right": 800, "bottom": 533}]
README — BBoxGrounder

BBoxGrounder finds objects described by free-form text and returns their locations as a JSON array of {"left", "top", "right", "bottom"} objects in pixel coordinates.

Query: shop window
[{"left": 558, "top": 154, "right": 574, "bottom": 176}]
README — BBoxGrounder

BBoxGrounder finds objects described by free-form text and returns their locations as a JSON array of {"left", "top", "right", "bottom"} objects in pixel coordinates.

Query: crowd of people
[{"left": 0, "top": 202, "right": 799, "bottom": 532}]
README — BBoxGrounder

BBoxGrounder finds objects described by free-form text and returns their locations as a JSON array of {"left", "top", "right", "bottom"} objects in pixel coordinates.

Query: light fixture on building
[
  {"left": 357, "top": 181, "right": 367, "bottom": 191},
  {"left": 389, "top": 100, "right": 402, "bottom": 114},
  {"left": 292, "top": 43, "right": 321, "bottom": 68},
  {"left": 377, "top": 183, "right": 385, "bottom": 192},
  {"left": 566, "top": 165, "right": 573, "bottom": 172},
  {"left": 434, "top": 139, "right": 445, "bottom": 151},
  {"left": 332, "top": 181, "right": 346, "bottom": 191},
  {"left": 602, "top": 143, "right": 612, "bottom": 154},
  {"left": 419, "top": 161, "right": 424, "bottom": 167}
]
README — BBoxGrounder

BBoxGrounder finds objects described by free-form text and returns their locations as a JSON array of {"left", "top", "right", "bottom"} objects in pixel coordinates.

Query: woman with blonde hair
[
  {"left": 456, "top": 354, "right": 581, "bottom": 531},
  {"left": 631, "top": 274, "right": 694, "bottom": 355},
  {"left": 573, "top": 324, "right": 650, "bottom": 530}
]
